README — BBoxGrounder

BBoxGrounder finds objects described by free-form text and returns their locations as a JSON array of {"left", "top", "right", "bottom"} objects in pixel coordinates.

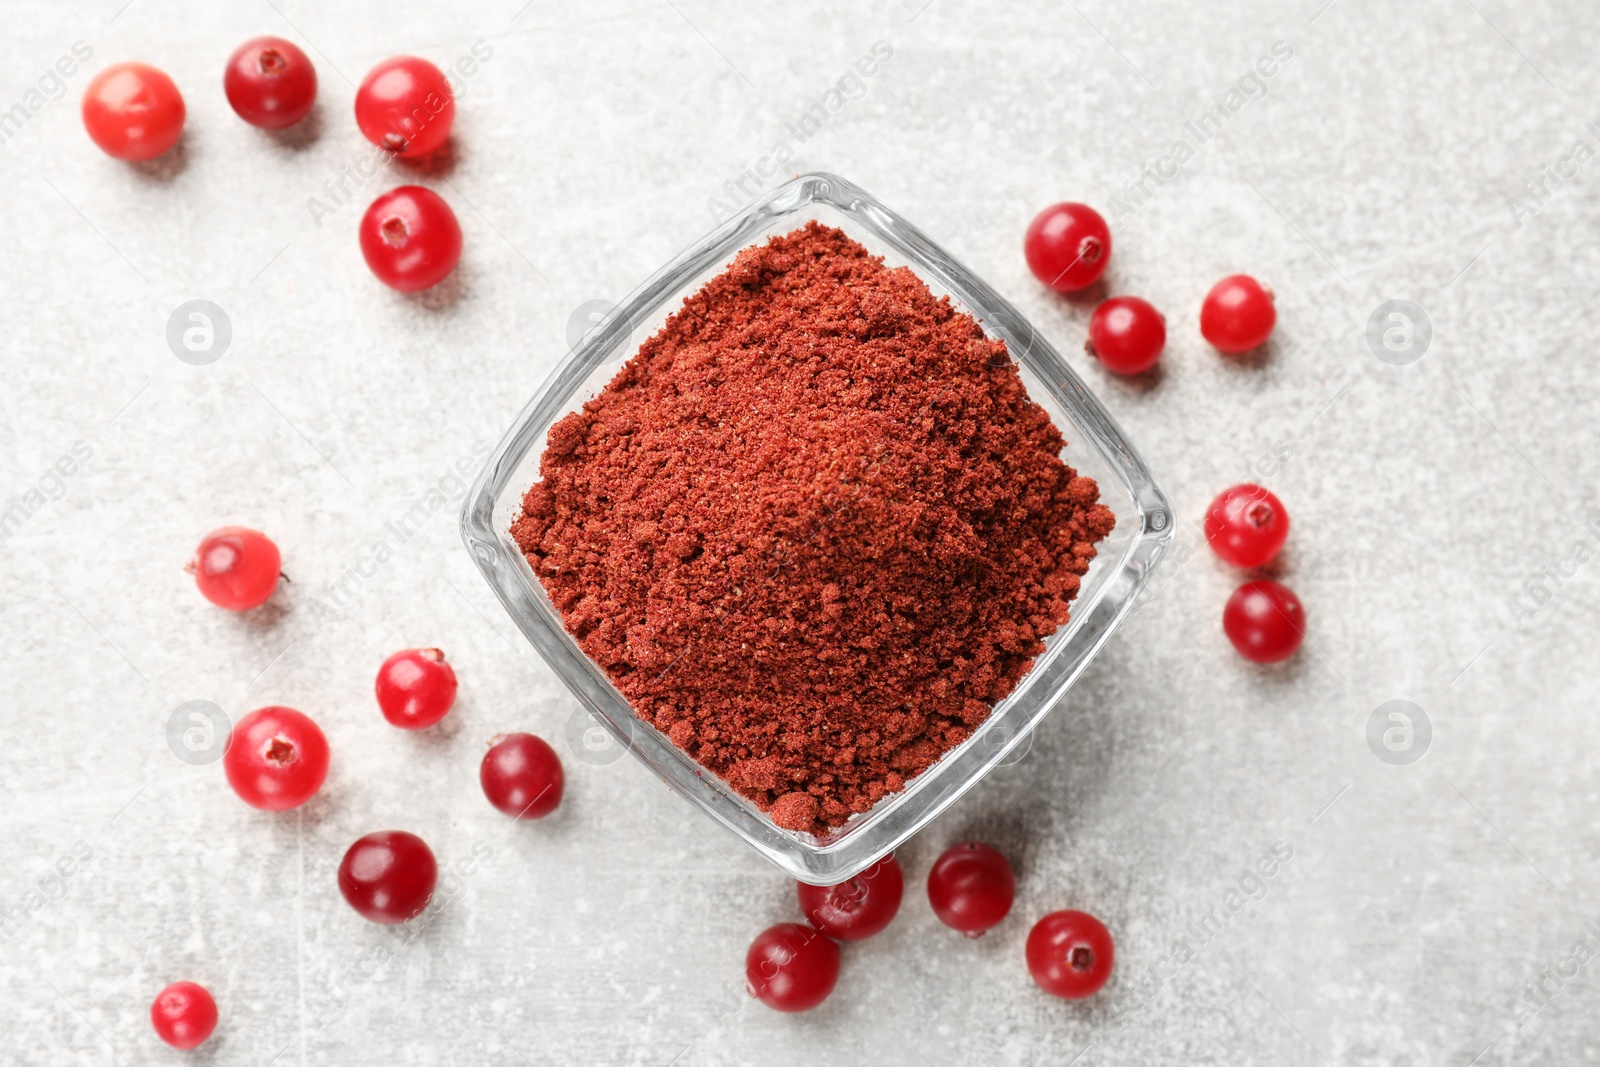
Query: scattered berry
[
  {"left": 1087, "top": 295, "right": 1166, "bottom": 374},
  {"left": 223, "top": 706, "right": 329, "bottom": 811},
  {"left": 188, "top": 526, "right": 281, "bottom": 611},
  {"left": 745, "top": 922, "right": 839, "bottom": 1012},
  {"left": 1205, "top": 484, "right": 1290, "bottom": 568},
  {"left": 480, "top": 733, "right": 564, "bottom": 819},
  {"left": 224, "top": 36, "right": 317, "bottom": 129},
  {"left": 82, "top": 61, "right": 185, "bottom": 161},
  {"left": 1026, "top": 910, "right": 1115, "bottom": 999},
  {"left": 1024, "top": 203, "right": 1111, "bottom": 292},
  {"left": 1223, "top": 579, "right": 1305, "bottom": 663},
  {"left": 354, "top": 56, "right": 455, "bottom": 158},
  {"left": 927, "top": 842, "right": 1015, "bottom": 937},
  {"left": 150, "top": 981, "right": 217, "bottom": 1050},
  {"left": 338, "top": 831, "right": 438, "bottom": 924},
  {"left": 359, "top": 185, "right": 462, "bottom": 292},
  {"left": 797, "top": 855, "right": 903, "bottom": 941},
  {"left": 375, "top": 648, "right": 458, "bottom": 729},
  {"left": 1201, "top": 274, "right": 1276, "bottom": 354}
]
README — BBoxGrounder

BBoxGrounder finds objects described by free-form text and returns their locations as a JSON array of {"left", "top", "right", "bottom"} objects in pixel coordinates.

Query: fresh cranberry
[
  {"left": 745, "top": 922, "right": 839, "bottom": 1012},
  {"left": 223, "top": 707, "right": 329, "bottom": 811},
  {"left": 1024, "top": 203, "right": 1111, "bottom": 292},
  {"left": 1087, "top": 296, "right": 1166, "bottom": 374},
  {"left": 1026, "top": 910, "right": 1115, "bottom": 999},
  {"left": 188, "top": 525, "right": 281, "bottom": 611},
  {"left": 82, "top": 61, "right": 185, "bottom": 161},
  {"left": 1200, "top": 274, "right": 1276, "bottom": 354},
  {"left": 375, "top": 648, "right": 458, "bottom": 729},
  {"left": 150, "top": 981, "right": 217, "bottom": 1050},
  {"left": 1205, "top": 484, "right": 1290, "bottom": 568},
  {"left": 359, "top": 186, "right": 462, "bottom": 292},
  {"left": 1223, "top": 579, "right": 1305, "bottom": 663},
  {"left": 480, "top": 733, "right": 565, "bottom": 819},
  {"left": 223, "top": 36, "right": 317, "bottom": 129},
  {"left": 797, "top": 855, "right": 904, "bottom": 941},
  {"left": 337, "top": 831, "right": 438, "bottom": 924},
  {"left": 927, "top": 842, "right": 1015, "bottom": 937},
  {"left": 354, "top": 56, "right": 455, "bottom": 158}
]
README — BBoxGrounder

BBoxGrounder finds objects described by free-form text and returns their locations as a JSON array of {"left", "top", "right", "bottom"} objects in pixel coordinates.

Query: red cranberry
[
  {"left": 1087, "top": 295, "right": 1166, "bottom": 374},
  {"left": 224, "top": 36, "right": 317, "bottom": 129},
  {"left": 150, "top": 980, "right": 217, "bottom": 1050},
  {"left": 188, "top": 525, "right": 281, "bottom": 611},
  {"left": 375, "top": 648, "right": 458, "bottom": 729},
  {"left": 1024, "top": 203, "right": 1111, "bottom": 292},
  {"left": 797, "top": 855, "right": 904, "bottom": 941},
  {"left": 1201, "top": 274, "right": 1276, "bottom": 354},
  {"left": 82, "top": 62, "right": 185, "bottom": 161},
  {"left": 354, "top": 56, "right": 455, "bottom": 158},
  {"left": 1223, "top": 579, "right": 1305, "bottom": 663},
  {"left": 480, "top": 733, "right": 564, "bottom": 819},
  {"left": 223, "top": 707, "right": 329, "bottom": 811},
  {"left": 337, "top": 831, "right": 438, "bottom": 924},
  {"left": 359, "top": 186, "right": 462, "bottom": 292},
  {"left": 1205, "top": 484, "right": 1290, "bottom": 568},
  {"left": 927, "top": 842, "right": 1015, "bottom": 937},
  {"left": 745, "top": 922, "right": 839, "bottom": 1012},
  {"left": 1026, "top": 910, "right": 1115, "bottom": 998}
]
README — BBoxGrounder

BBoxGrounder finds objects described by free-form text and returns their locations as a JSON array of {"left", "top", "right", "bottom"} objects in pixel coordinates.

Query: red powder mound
[{"left": 513, "top": 222, "right": 1114, "bottom": 834}]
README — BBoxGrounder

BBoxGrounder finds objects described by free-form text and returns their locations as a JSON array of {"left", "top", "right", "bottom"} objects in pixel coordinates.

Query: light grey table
[{"left": 3, "top": 1, "right": 1597, "bottom": 1064}]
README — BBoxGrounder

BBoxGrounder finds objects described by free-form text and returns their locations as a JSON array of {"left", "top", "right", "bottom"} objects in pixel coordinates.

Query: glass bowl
[{"left": 460, "top": 173, "right": 1173, "bottom": 883}]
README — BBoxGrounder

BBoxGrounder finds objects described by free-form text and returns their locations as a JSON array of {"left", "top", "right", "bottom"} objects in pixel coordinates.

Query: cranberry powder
[{"left": 513, "top": 223, "right": 1113, "bottom": 833}]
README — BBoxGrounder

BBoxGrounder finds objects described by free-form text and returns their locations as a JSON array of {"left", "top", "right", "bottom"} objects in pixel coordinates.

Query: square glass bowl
[{"left": 461, "top": 173, "right": 1173, "bottom": 883}]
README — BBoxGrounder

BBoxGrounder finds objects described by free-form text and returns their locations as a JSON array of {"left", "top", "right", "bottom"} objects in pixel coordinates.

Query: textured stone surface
[{"left": 2, "top": 1, "right": 1597, "bottom": 1065}]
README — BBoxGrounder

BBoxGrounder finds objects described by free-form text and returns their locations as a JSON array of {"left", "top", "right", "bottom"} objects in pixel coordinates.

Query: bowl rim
[{"left": 460, "top": 172, "right": 1173, "bottom": 883}]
